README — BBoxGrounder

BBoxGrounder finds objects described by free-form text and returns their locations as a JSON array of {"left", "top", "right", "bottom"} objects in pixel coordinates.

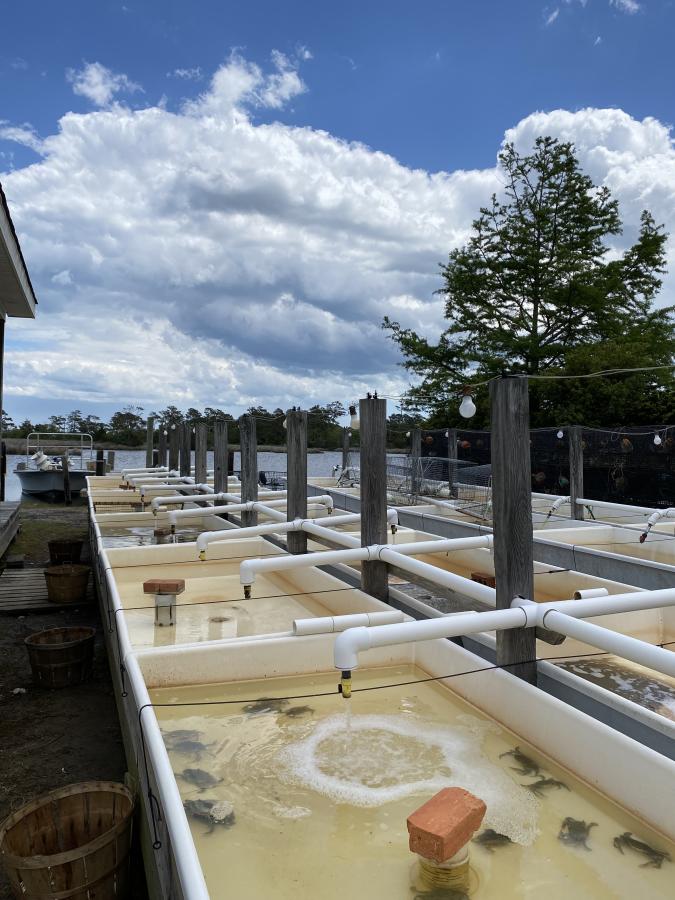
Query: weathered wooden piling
[
  {"left": 213, "top": 420, "right": 229, "bottom": 495},
  {"left": 411, "top": 426, "right": 422, "bottom": 498},
  {"left": 168, "top": 426, "right": 179, "bottom": 472},
  {"left": 158, "top": 428, "right": 168, "bottom": 469},
  {"left": 489, "top": 375, "right": 536, "bottom": 684},
  {"left": 569, "top": 425, "right": 584, "bottom": 521},
  {"left": 145, "top": 416, "right": 155, "bottom": 467},
  {"left": 179, "top": 423, "right": 191, "bottom": 478},
  {"left": 95, "top": 449, "right": 105, "bottom": 476},
  {"left": 286, "top": 409, "right": 308, "bottom": 555},
  {"left": 107, "top": 450, "right": 115, "bottom": 472},
  {"left": 61, "top": 454, "right": 71, "bottom": 506},
  {"left": 360, "top": 395, "right": 388, "bottom": 602},
  {"left": 194, "top": 422, "right": 208, "bottom": 486},
  {"left": 341, "top": 427, "right": 350, "bottom": 474},
  {"left": 447, "top": 427, "right": 457, "bottom": 497},
  {"left": 239, "top": 414, "right": 257, "bottom": 527}
]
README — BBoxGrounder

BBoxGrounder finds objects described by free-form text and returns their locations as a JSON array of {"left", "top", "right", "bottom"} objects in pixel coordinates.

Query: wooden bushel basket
[
  {"left": 24, "top": 627, "right": 95, "bottom": 689},
  {"left": 0, "top": 782, "right": 133, "bottom": 900},
  {"left": 44, "top": 565, "right": 90, "bottom": 605}
]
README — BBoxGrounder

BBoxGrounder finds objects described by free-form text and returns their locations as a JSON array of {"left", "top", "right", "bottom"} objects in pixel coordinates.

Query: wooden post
[
  {"left": 286, "top": 409, "right": 308, "bottom": 554},
  {"left": 489, "top": 376, "right": 536, "bottom": 684},
  {"left": 569, "top": 425, "right": 584, "bottom": 521},
  {"left": 360, "top": 396, "right": 388, "bottom": 602},
  {"left": 145, "top": 416, "right": 155, "bottom": 467},
  {"left": 341, "top": 427, "right": 350, "bottom": 473},
  {"left": 179, "top": 422, "right": 191, "bottom": 477},
  {"left": 239, "top": 414, "right": 258, "bottom": 527},
  {"left": 447, "top": 427, "right": 457, "bottom": 497},
  {"left": 158, "top": 428, "right": 168, "bottom": 468},
  {"left": 194, "top": 422, "right": 208, "bottom": 485},
  {"left": 152, "top": 449, "right": 159, "bottom": 467},
  {"left": 168, "top": 425, "right": 179, "bottom": 472},
  {"left": 213, "top": 420, "right": 229, "bottom": 495},
  {"left": 61, "top": 454, "right": 71, "bottom": 505},
  {"left": 107, "top": 450, "right": 115, "bottom": 472},
  {"left": 410, "top": 426, "right": 422, "bottom": 499},
  {"left": 0, "top": 442, "right": 6, "bottom": 502},
  {"left": 95, "top": 449, "right": 105, "bottom": 476}
]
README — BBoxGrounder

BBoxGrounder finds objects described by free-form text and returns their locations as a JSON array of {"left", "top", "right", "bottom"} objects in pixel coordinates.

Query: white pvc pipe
[
  {"left": 169, "top": 500, "right": 333, "bottom": 527},
  {"left": 293, "top": 610, "right": 405, "bottom": 635},
  {"left": 194, "top": 514, "right": 362, "bottom": 551},
  {"left": 125, "top": 655, "right": 210, "bottom": 900},
  {"left": 541, "top": 610, "right": 675, "bottom": 678},
  {"left": 515, "top": 588, "right": 675, "bottom": 620},
  {"left": 573, "top": 588, "right": 609, "bottom": 600},
  {"left": 152, "top": 489, "right": 289, "bottom": 512},
  {"left": 238, "top": 536, "right": 497, "bottom": 608},
  {"left": 334, "top": 607, "right": 531, "bottom": 670},
  {"left": 335, "top": 588, "right": 675, "bottom": 671},
  {"left": 576, "top": 497, "right": 661, "bottom": 517}
]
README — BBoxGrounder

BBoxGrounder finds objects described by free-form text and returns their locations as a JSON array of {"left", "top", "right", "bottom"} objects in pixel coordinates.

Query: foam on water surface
[{"left": 280, "top": 712, "right": 538, "bottom": 844}]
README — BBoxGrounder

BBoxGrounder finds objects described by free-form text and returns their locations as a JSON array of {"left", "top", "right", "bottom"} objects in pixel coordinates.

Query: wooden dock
[
  {"left": 0, "top": 567, "right": 95, "bottom": 613},
  {"left": 0, "top": 500, "right": 20, "bottom": 559}
]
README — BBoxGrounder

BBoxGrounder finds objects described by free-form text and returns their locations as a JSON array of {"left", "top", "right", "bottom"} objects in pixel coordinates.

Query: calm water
[{"left": 5, "top": 449, "right": 366, "bottom": 501}]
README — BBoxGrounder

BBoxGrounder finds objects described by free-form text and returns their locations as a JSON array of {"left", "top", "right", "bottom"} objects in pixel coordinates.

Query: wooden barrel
[
  {"left": 24, "top": 627, "right": 95, "bottom": 689},
  {"left": 47, "top": 540, "right": 84, "bottom": 565},
  {"left": 44, "top": 565, "right": 90, "bottom": 605},
  {"left": 0, "top": 782, "right": 133, "bottom": 900}
]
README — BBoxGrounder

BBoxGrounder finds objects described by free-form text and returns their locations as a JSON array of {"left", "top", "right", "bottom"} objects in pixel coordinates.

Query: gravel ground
[{"left": 0, "top": 501, "right": 147, "bottom": 899}]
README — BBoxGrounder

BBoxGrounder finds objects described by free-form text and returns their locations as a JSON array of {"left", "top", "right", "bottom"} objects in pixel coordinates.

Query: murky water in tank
[
  {"left": 99, "top": 525, "right": 203, "bottom": 548},
  {"left": 151, "top": 665, "right": 675, "bottom": 899}
]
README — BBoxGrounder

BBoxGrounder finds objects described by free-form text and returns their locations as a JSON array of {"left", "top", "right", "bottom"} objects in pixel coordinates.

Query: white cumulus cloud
[
  {"left": 610, "top": 0, "right": 641, "bottom": 13},
  {"left": 66, "top": 61, "right": 143, "bottom": 107},
  {"left": 1, "top": 53, "right": 674, "bottom": 416}
]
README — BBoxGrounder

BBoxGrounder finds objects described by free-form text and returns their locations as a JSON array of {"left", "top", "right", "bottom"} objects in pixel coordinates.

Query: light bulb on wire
[
  {"left": 282, "top": 417, "right": 287, "bottom": 430},
  {"left": 349, "top": 404, "right": 360, "bottom": 430},
  {"left": 459, "top": 389, "right": 476, "bottom": 419},
  {"left": 654, "top": 433, "right": 662, "bottom": 446},
  {"left": 557, "top": 430, "right": 564, "bottom": 440}
]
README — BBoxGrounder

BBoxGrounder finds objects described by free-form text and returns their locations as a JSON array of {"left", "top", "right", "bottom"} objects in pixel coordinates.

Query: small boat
[{"left": 14, "top": 432, "right": 101, "bottom": 497}]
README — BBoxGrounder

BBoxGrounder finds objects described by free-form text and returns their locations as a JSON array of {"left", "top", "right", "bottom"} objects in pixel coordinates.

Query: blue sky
[{"left": 1, "top": 0, "right": 674, "bottom": 422}]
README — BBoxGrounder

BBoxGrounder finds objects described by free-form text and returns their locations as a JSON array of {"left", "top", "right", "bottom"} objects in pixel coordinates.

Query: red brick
[
  {"left": 471, "top": 572, "right": 496, "bottom": 588},
  {"left": 407, "top": 787, "right": 486, "bottom": 863},
  {"left": 143, "top": 579, "right": 185, "bottom": 595}
]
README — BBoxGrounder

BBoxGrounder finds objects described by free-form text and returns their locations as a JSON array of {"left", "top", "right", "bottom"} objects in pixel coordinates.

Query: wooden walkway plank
[{"left": 0, "top": 566, "right": 95, "bottom": 614}]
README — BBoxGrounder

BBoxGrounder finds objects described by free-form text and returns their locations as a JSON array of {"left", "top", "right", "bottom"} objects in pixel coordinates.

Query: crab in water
[
  {"left": 499, "top": 746, "right": 540, "bottom": 777},
  {"left": 169, "top": 738, "right": 214, "bottom": 760},
  {"left": 242, "top": 697, "right": 289, "bottom": 715},
  {"left": 523, "top": 777, "right": 570, "bottom": 798},
  {"left": 472, "top": 829, "right": 513, "bottom": 853},
  {"left": 178, "top": 768, "right": 224, "bottom": 792},
  {"left": 283, "top": 705, "right": 314, "bottom": 719},
  {"left": 558, "top": 817, "right": 596, "bottom": 851},
  {"left": 183, "top": 798, "right": 235, "bottom": 834},
  {"left": 162, "top": 728, "right": 202, "bottom": 748},
  {"left": 613, "top": 832, "right": 672, "bottom": 868}
]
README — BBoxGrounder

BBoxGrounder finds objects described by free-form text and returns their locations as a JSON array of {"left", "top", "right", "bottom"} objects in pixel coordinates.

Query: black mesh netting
[{"left": 420, "top": 426, "right": 675, "bottom": 508}]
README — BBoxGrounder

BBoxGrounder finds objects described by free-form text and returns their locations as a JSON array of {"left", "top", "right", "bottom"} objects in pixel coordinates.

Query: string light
[
  {"left": 654, "top": 434, "right": 662, "bottom": 446},
  {"left": 557, "top": 430, "right": 564, "bottom": 439},
  {"left": 349, "top": 404, "right": 360, "bottom": 430},
  {"left": 459, "top": 388, "right": 476, "bottom": 419}
]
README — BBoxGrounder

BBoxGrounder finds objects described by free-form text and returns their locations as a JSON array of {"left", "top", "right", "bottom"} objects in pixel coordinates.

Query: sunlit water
[{"left": 151, "top": 665, "right": 675, "bottom": 899}]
